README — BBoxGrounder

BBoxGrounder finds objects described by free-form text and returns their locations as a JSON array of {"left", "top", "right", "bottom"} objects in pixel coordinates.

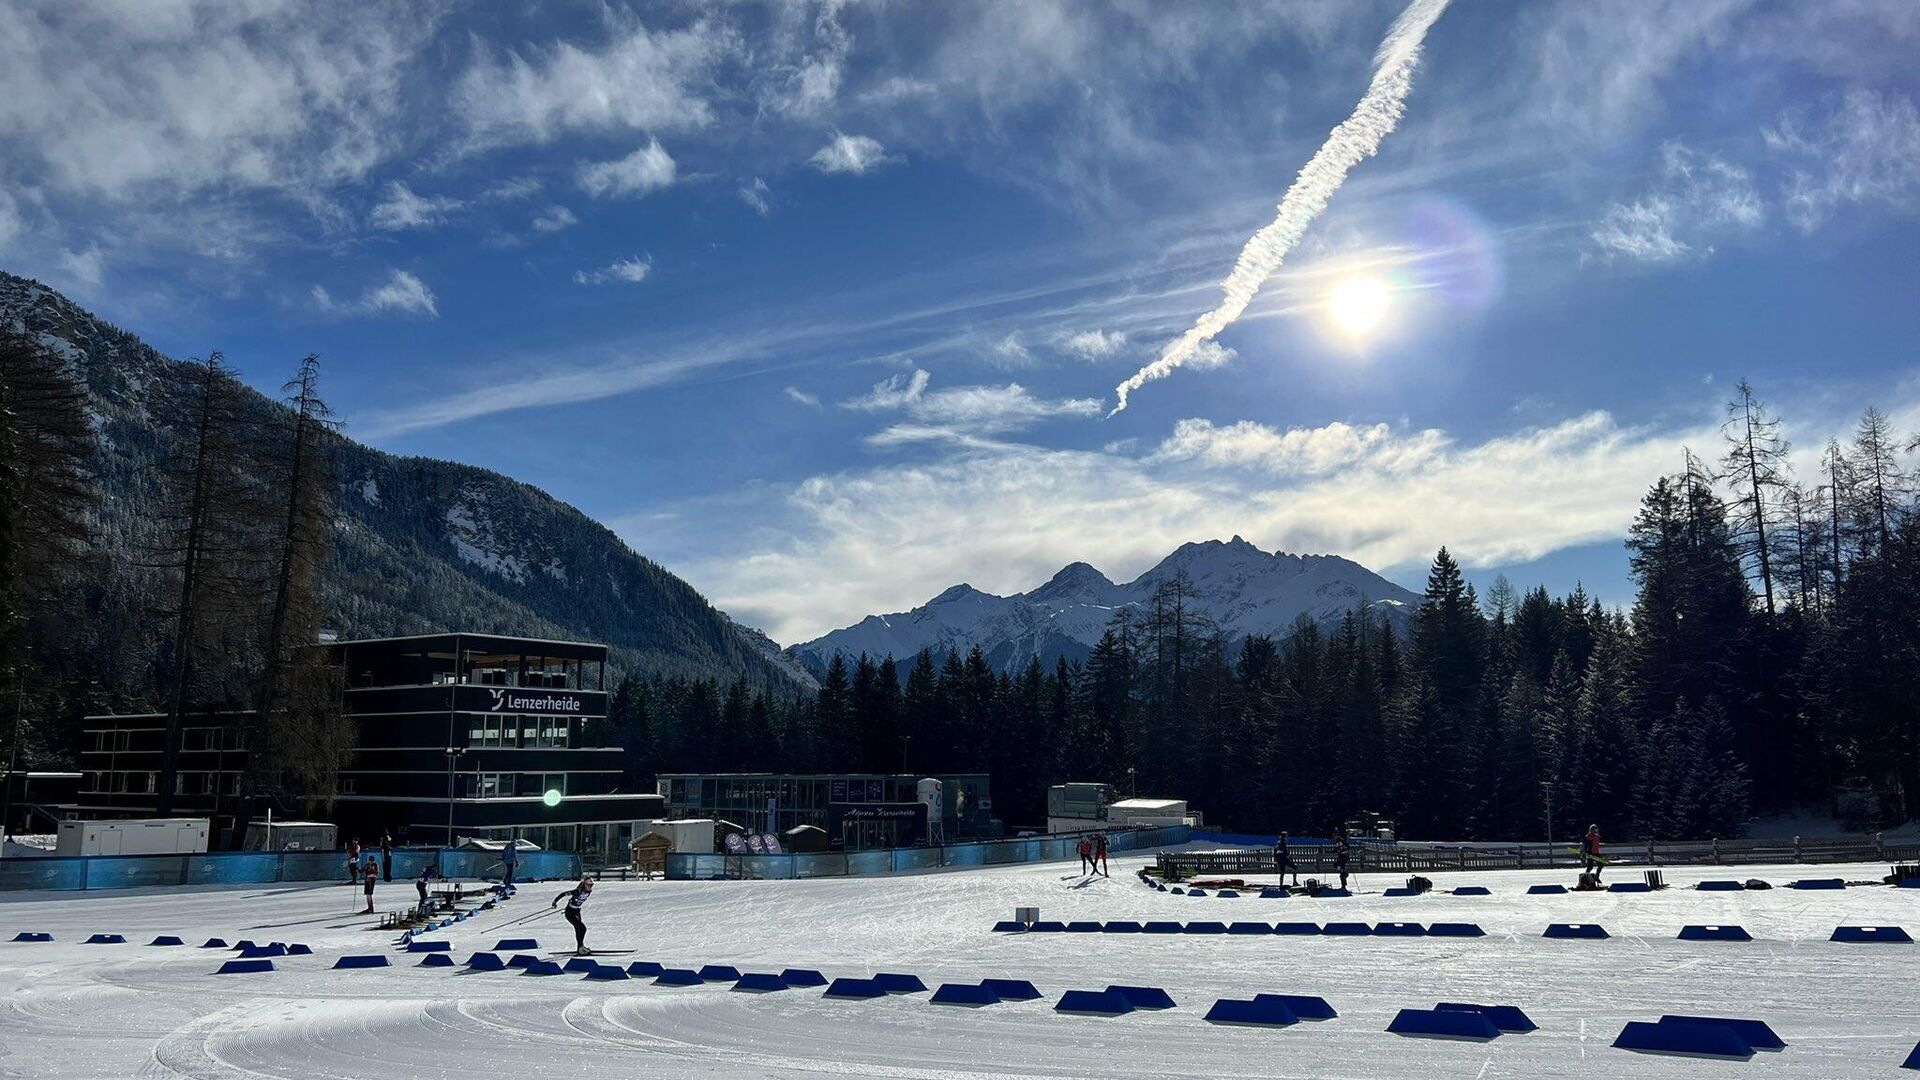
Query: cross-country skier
[
  {"left": 1274, "top": 832, "right": 1299, "bottom": 887},
  {"left": 1332, "top": 832, "right": 1351, "bottom": 891},
  {"left": 1582, "top": 825, "right": 1603, "bottom": 881},
  {"left": 361, "top": 857, "right": 379, "bottom": 914},
  {"left": 1094, "top": 833, "right": 1109, "bottom": 877},
  {"left": 415, "top": 863, "right": 438, "bottom": 917},
  {"left": 501, "top": 838, "right": 518, "bottom": 887},
  {"left": 1077, "top": 835, "right": 1092, "bottom": 876},
  {"left": 552, "top": 878, "right": 595, "bottom": 954}
]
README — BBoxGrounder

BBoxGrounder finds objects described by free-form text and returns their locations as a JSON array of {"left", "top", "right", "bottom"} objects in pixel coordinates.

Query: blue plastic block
[
  {"left": 1217, "top": 889, "right": 1240, "bottom": 898},
  {"left": 1184, "top": 921, "right": 1229, "bottom": 935},
  {"left": 1899, "top": 879, "right": 1920, "bottom": 890},
  {"left": 1258, "top": 888, "right": 1287, "bottom": 899},
  {"left": 148, "top": 935, "right": 185, "bottom": 946},
  {"left": 333, "top": 955, "right": 391, "bottom": 969},
  {"left": 198, "top": 937, "right": 225, "bottom": 948},
  {"left": 563, "top": 957, "right": 598, "bottom": 973},
  {"left": 980, "top": 979, "right": 1041, "bottom": 1001},
  {"left": 521, "top": 960, "right": 564, "bottom": 976},
  {"left": 1389, "top": 1008, "right": 1502, "bottom": 1040},
  {"left": 1383, "top": 887, "right": 1418, "bottom": 897},
  {"left": 1374, "top": 922, "right": 1427, "bottom": 936},
  {"left": 1026, "top": 921, "right": 1065, "bottom": 933},
  {"left": 1322, "top": 922, "right": 1372, "bottom": 936},
  {"left": 507, "top": 954, "right": 538, "bottom": 969},
  {"left": 1206, "top": 997, "right": 1298, "bottom": 1026},
  {"left": 1188, "top": 889, "right": 1207, "bottom": 897},
  {"left": 1613, "top": 1019, "right": 1752, "bottom": 1058},
  {"left": 1255, "top": 994, "right": 1337, "bottom": 1020},
  {"left": 1527, "top": 884, "right": 1568, "bottom": 895},
  {"left": 1102, "top": 921, "right": 1143, "bottom": 934},
  {"left": 83, "top": 934, "right": 126, "bottom": 945},
  {"left": 1055, "top": 989, "right": 1134, "bottom": 1016},
  {"left": 627, "top": 961, "right": 665, "bottom": 977},
  {"left": 231, "top": 939, "right": 257, "bottom": 951},
  {"left": 1170, "top": 887, "right": 1184, "bottom": 895},
  {"left": 1436, "top": 1003, "right": 1537, "bottom": 1033},
  {"left": 465, "top": 952, "right": 507, "bottom": 971},
  {"left": 1317, "top": 888, "right": 1353, "bottom": 898},
  {"left": 824, "top": 977, "right": 887, "bottom": 999},
  {"left": 1544, "top": 923, "right": 1609, "bottom": 939},
  {"left": 780, "top": 968, "right": 827, "bottom": 987},
  {"left": 931, "top": 982, "right": 1000, "bottom": 1006},
  {"left": 586, "top": 964, "right": 630, "bottom": 981},
  {"left": 1904, "top": 1041, "right": 1920, "bottom": 1069},
  {"left": 1832, "top": 925, "right": 1913, "bottom": 943},
  {"left": 875, "top": 972, "right": 927, "bottom": 993},
  {"left": 10, "top": 932, "right": 52, "bottom": 943},
  {"left": 733, "top": 973, "right": 789, "bottom": 993},
  {"left": 1228, "top": 922, "right": 1274, "bottom": 935},
  {"left": 1142, "top": 921, "right": 1183, "bottom": 935},
  {"left": 1608, "top": 882, "right": 1652, "bottom": 893},
  {"left": 698, "top": 964, "right": 743, "bottom": 982},
  {"left": 1064, "top": 921, "right": 1103, "bottom": 933},
  {"left": 405, "top": 940, "right": 451, "bottom": 953},
  {"left": 991, "top": 921, "right": 1027, "bottom": 933},
  {"left": 1428, "top": 923, "right": 1485, "bottom": 938},
  {"left": 216, "top": 958, "right": 274, "bottom": 974},
  {"left": 1107, "top": 985, "right": 1176, "bottom": 1010},
  {"left": 419, "top": 953, "right": 455, "bottom": 968},
  {"left": 494, "top": 938, "right": 538, "bottom": 951},
  {"left": 1273, "top": 922, "right": 1322, "bottom": 935},
  {"left": 286, "top": 944, "right": 312, "bottom": 956},
  {"left": 239, "top": 943, "right": 286, "bottom": 958},
  {"left": 1791, "top": 878, "right": 1845, "bottom": 890},
  {"left": 1696, "top": 880, "right": 1745, "bottom": 892},
  {"left": 1452, "top": 886, "right": 1491, "bottom": 896},
  {"left": 1661, "top": 1016, "right": 1785, "bottom": 1051},
  {"left": 1678, "top": 924, "right": 1752, "bottom": 942}
]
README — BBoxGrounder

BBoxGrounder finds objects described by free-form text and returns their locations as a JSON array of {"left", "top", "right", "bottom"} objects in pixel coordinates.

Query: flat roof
[
  {"left": 329, "top": 632, "right": 607, "bottom": 655},
  {"left": 658, "top": 772, "right": 988, "bottom": 780}
]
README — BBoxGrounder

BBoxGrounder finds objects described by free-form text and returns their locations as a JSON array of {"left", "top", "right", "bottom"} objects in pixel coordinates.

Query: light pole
[
  {"left": 1126, "top": 767, "right": 1136, "bottom": 798},
  {"left": 444, "top": 748, "right": 464, "bottom": 847}
]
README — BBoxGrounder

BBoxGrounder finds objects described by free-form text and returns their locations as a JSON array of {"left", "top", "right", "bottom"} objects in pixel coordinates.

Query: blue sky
[{"left": 3, "top": 1, "right": 1917, "bottom": 643}]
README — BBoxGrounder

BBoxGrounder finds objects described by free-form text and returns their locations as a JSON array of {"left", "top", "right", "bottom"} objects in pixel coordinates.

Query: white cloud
[
  {"left": 1765, "top": 89, "right": 1920, "bottom": 231},
  {"left": 573, "top": 256, "right": 652, "bottom": 286},
  {"left": 312, "top": 268, "right": 438, "bottom": 318},
  {"left": 369, "top": 181, "right": 463, "bottom": 230},
  {"left": 1590, "top": 142, "right": 1764, "bottom": 262},
  {"left": 578, "top": 140, "right": 677, "bottom": 198},
  {"left": 57, "top": 244, "right": 105, "bottom": 290},
  {"left": 738, "top": 177, "right": 773, "bottom": 216},
  {"left": 784, "top": 386, "right": 822, "bottom": 408},
  {"left": 1058, "top": 328, "right": 1128, "bottom": 361},
  {"left": 0, "top": 191, "right": 24, "bottom": 251},
  {"left": 758, "top": 1, "right": 851, "bottom": 120},
  {"left": 1153, "top": 418, "right": 1449, "bottom": 477},
  {"left": 989, "top": 332, "right": 1034, "bottom": 368},
  {"left": 842, "top": 369, "right": 930, "bottom": 411},
  {"left": 841, "top": 368, "right": 1099, "bottom": 443},
  {"left": 809, "top": 132, "right": 892, "bottom": 175},
  {"left": 530, "top": 205, "right": 578, "bottom": 233}
]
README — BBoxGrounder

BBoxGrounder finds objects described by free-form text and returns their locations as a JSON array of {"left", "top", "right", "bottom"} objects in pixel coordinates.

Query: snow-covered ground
[{"left": 3, "top": 853, "right": 1918, "bottom": 1078}]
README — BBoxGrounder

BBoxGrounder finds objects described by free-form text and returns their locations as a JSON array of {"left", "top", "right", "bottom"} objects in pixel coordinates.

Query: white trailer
[
  {"left": 643, "top": 818, "right": 719, "bottom": 854},
  {"left": 56, "top": 818, "right": 210, "bottom": 857}
]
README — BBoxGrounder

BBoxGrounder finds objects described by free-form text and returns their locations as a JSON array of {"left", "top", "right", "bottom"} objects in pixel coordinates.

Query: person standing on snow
[
  {"left": 1332, "top": 832, "right": 1351, "bottom": 891},
  {"left": 501, "top": 838, "right": 518, "bottom": 887},
  {"left": 380, "top": 833, "right": 393, "bottom": 882},
  {"left": 1582, "top": 825, "right": 1604, "bottom": 881},
  {"left": 552, "top": 878, "right": 595, "bottom": 954},
  {"left": 415, "top": 864, "right": 436, "bottom": 917},
  {"left": 345, "top": 838, "right": 362, "bottom": 885},
  {"left": 1077, "top": 835, "right": 1092, "bottom": 876},
  {"left": 361, "top": 857, "right": 379, "bottom": 914},
  {"left": 1274, "top": 832, "right": 1299, "bottom": 887},
  {"left": 1093, "top": 833, "right": 1110, "bottom": 877}
]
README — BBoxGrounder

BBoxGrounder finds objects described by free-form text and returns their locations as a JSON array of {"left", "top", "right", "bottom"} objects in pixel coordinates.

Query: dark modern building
[
  {"left": 77, "top": 633, "right": 662, "bottom": 861},
  {"left": 655, "top": 772, "right": 995, "bottom": 850}
]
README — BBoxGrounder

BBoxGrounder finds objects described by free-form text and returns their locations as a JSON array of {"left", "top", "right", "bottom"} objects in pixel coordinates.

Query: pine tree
[{"left": 1721, "top": 380, "right": 1790, "bottom": 615}]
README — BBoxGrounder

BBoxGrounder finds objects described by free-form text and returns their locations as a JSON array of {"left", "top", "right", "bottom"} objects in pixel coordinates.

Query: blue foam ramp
[
  {"left": 1437, "top": 1002, "right": 1536, "bottom": 1032},
  {"left": 1108, "top": 985, "right": 1176, "bottom": 1009},
  {"left": 1544, "top": 923, "right": 1609, "bottom": 939},
  {"left": 406, "top": 940, "right": 451, "bottom": 952},
  {"left": 1255, "top": 994, "right": 1337, "bottom": 1020},
  {"left": 1428, "top": 923, "right": 1485, "bottom": 938},
  {"left": 507, "top": 954, "right": 538, "bottom": 969},
  {"left": 1217, "top": 889, "right": 1240, "bottom": 898},
  {"left": 1382, "top": 887, "right": 1418, "bottom": 897},
  {"left": 1188, "top": 889, "right": 1207, "bottom": 897},
  {"left": 1899, "top": 879, "right": 1920, "bottom": 889},
  {"left": 931, "top": 983, "right": 999, "bottom": 1006},
  {"left": 333, "top": 955, "right": 390, "bottom": 969},
  {"left": 1206, "top": 997, "right": 1298, "bottom": 1026},
  {"left": 1317, "top": 888, "right": 1352, "bottom": 897},
  {"left": 1389, "top": 1008, "right": 1502, "bottom": 1040},
  {"left": 1064, "top": 921, "right": 1102, "bottom": 933},
  {"left": 1528, "top": 884, "right": 1568, "bottom": 895},
  {"left": 824, "top": 977, "right": 886, "bottom": 999},
  {"left": 1322, "top": 922, "right": 1372, "bottom": 936},
  {"left": 148, "top": 935, "right": 184, "bottom": 947},
  {"left": 239, "top": 944, "right": 286, "bottom": 958},
  {"left": 1832, "top": 925, "right": 1912, "bottom": 943},
  {"left": 1027, "top": 921, "right": 1066, "bottom": 933},
  {"left": 1678, "top": 924, "right": 1752, "bottom": 942},
  {"left": 991, "top": 921, "right": 1027, "bottom": 933},
  {"left": 1452, "top": 886, "right": 1491, "bottom": 896},
  {"left": 875, "top": 972, "right": 927, "bottom": 993},
  {"left": 1142, "top": 921, "right": 1182, "bottom": 935},
  {"left": 1904, "top": 1041, "right": 1920, "bottom": 1069},
  {"left": 1183, "top": 921, "right": 1228, "bottom": 935},
  {"left": 199, "top": 937, "right": 225, "bottom": 948},
  {"left": 521, "top": 960, "right": 564, "bottom": 976},
  {"left": 1608, "top": 882, "right": 1652, "bottom": 893},
  {"left": 11, "top": 932, "right": 52, "bottom": 943},
  {"left": 1791, "top": 878, "right": 1845, "bottom": 890},
  {"left": 1170, "top": 886, "right": 1184, "bottom": 894},
  {"left": 1273, "top": 922, "right": 1321, "bottom": 935},
  {"left": 1258, "top": 888, "right": 1287, "bottom": 899},
  {"left": 231, "top": 939, "right": 257, "bottom": 951},
  {"left": 1228, "top": 922, "right": 1273, "bottom": 935},
  {"left": 780, "top": 968, "right": 827, "bottom": 986},
  {"left": 419, "top": 953, "right": 455, "bottom": 967},
  {"left": 733, "top": 973, "right": 789, "bottom": 993},
  {"left": 494, "top": 938, "right": 538, "bottom": 951},
  {"left": 1661, "top": 1016, "right": 1785, "bottom": 1051},
  {"left": 1374, "top": 922, "right": 1426, "bottom": 936},
  {"left": 586, "top": 964, "right": 629, "bottom": 981},
  {"left": 286, "top": 944, "right": 312, "bottom": 956},
  {"left": 1055, "top": 989, "right": 1133, "bottom": 1016},
  {"left": 1696, "top": 880, "right": 1744, "bottom": 891},
  {"left": 564, "top": 957, "right": 599, "bottom": 973},
  {"left": 698, "top": 964, "right": 743, "bottom": 982},
  {"left": 1614, "top": 1019, "right": 1753, "bottom": 1058},
  {"left": 83, "top": 934, "right": 126, "bottom": 944},
  {"left": 980, "top": 979, "right": 1041, "bottom": 1001},
  {"left": 465, "top": 952, "right": 506, "bottom": 971},
  {"left": 1102, "top": 921, "right": 1143, "bottom": 934},
  {"left": 628, "top": 961, "right": 665, "bottom": 977},
  {"left": 216, "top": 958, "right": 274, "bottom": 974}
]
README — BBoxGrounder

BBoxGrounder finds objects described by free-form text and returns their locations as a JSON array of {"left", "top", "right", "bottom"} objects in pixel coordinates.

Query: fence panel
[{"left": 664, "top": 826, "right": 1195, "bottom": 881}]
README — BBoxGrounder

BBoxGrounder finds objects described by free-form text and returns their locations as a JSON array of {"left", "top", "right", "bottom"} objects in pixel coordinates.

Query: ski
[{"left": 544, "top": 948, "right": 636, "bottom": 957}]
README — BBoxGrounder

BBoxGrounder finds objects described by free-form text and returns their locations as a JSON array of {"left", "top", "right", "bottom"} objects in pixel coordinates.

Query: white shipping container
[{"left": 56, "top": 818, "right": 210, "bottom": 857}]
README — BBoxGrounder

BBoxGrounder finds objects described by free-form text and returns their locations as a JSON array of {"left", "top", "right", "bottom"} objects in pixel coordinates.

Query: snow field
[{"left": 3, "top": 856, "right": 1920, "bottom": 1077}]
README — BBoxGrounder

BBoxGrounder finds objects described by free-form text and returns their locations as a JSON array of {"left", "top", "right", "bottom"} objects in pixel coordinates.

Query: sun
[{"left": 1326, "top": 274, "right": 1392, "bottom": 340}]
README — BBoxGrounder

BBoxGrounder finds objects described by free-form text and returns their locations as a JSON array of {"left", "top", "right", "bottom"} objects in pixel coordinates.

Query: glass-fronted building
[
  {"left": 77, "top": 633, "right": 662, "bottom": 862},
  {"left": 655, "top": 772, "right": 994, "bottom": 850}
]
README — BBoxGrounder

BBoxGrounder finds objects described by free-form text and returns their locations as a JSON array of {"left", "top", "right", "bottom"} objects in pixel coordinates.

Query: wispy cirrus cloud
[
  {"left": 579, "top": 139, "right": 677, "bottom": 198},
  {"left": 573, "top": 255, "right": 652, "bottom": 286},
  {"left": 1766, "top": 88, "right": 1920, "bottom": 232},
  {"left": 1590, "top": 142, "right": 1763, "bottom": 262},
  {"left": 530, "top": 205, "right": 578, "bottom": 233},
  {"left": 312, "top": 268, "right": 438, "bottom": 318},
  {"left": 369, "top": 181, "right": 464, "bottom": 230},
  {"left": 809, "top": 132, "right": 892, "bottom": 175}
]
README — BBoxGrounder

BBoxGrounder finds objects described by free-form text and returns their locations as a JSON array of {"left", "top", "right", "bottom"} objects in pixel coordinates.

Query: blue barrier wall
[
  {"left": 665, "top": 826, "right": 1192, "bottom": 880},
  {"left": 0, "top": 848, "right": 581, "bottom": 893}
]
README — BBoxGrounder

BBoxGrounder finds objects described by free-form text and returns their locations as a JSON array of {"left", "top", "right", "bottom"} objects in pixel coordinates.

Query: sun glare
[{"left": 1326, "top": 274, "right": 1392, "bottom": 340}]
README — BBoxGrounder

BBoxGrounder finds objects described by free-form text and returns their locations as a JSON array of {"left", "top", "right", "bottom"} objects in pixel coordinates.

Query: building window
[{"left": 341, "top": 778, "right": 358, "bottom": 795}]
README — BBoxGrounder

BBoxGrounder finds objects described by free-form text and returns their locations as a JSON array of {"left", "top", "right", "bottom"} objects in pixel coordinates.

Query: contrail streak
[{"left": 1111, "top": 0, "right": 1452, "bottom": 414}]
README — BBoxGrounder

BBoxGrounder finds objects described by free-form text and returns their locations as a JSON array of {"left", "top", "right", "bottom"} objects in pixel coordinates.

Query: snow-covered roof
[{"left": 1110, "top": 798, "right": 1186, "bottom": 812}]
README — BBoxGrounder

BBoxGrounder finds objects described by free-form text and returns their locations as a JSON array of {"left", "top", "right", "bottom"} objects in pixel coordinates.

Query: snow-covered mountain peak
[{"left": 1026, "top": 561, "right": 1117, "bottom": 603}]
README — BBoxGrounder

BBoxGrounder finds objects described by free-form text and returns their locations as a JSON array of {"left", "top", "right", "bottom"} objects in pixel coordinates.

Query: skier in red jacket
[{"left": 1582, "top": 825, "right": 1604, "bottom": 881}]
